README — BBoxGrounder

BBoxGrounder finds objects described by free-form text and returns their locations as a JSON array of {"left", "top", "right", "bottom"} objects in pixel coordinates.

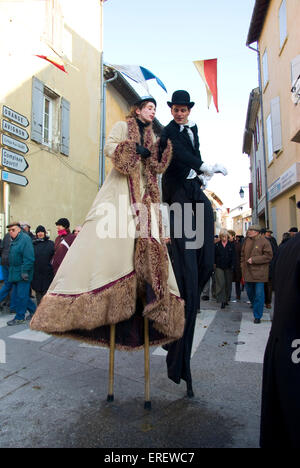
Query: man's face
[
  {"left": 8, "top": 225, "right": 21, "bottom": 239},
  {"left": 171, "top": 105, "right": 191, "bottom": 125},
  {"left": 248, "top": 229, "right": 259, "bottom": 238}
]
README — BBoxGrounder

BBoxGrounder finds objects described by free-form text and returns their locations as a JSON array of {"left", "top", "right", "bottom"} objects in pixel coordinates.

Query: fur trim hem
[
  {"left": 30, "top": 272, "right": 137, "bottom": 334},
  {"left": 49, "top": 331, "right": 175, "bottom": 352}
]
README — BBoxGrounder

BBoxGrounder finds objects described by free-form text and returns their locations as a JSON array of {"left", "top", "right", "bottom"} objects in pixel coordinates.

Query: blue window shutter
[
  {"left": 31, "top": 77, "right": 44, "bottom": 143},
  {"left": 60, "top": 98, "right": 70, "bottom": 156}
]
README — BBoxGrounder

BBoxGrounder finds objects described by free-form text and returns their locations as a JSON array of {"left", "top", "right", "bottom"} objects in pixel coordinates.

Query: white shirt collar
[{"left": 179, "top": 120, "right": 196, "bottom": 132}]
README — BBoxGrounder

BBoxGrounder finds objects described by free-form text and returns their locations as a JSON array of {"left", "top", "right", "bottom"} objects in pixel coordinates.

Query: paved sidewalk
[{"left": 0, "top": 292, "right": 272, "bottom": 448}]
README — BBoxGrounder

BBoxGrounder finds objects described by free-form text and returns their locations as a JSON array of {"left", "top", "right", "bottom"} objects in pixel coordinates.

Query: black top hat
[
  {"left": 167, "top": 90, "right": 195, "bottom": 108},
  {"left": 134, "top": 95, "right": 157, "bottom": 107}
]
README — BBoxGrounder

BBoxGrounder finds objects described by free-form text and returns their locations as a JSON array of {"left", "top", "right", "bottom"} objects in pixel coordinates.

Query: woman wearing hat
[
  {"left": 31, "top": 97, "right": 184, "bottom": 362},
  {"left": 31, "top": 226, "right": 54, "bottom": 305}
]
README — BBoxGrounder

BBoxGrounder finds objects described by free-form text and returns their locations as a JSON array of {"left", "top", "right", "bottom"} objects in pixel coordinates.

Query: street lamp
[{"left": 239, "top": 185, "right": 248, "bottom": 199}]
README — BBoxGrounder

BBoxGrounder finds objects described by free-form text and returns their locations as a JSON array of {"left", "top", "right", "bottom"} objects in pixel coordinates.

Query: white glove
[
  {"left": 198, "top": 174, "right": 210, "bottom": 189},
  {"left": 212, "top": 163, "right": 228, "bottom": 176},
  {"left": 200, "top": 162, "right": 214, "bottom": 178}
]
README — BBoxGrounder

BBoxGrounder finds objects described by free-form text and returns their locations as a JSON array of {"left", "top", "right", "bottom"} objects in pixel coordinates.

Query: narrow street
[{"left": 0, "top": 291, "right": 271, "bottom": 449}]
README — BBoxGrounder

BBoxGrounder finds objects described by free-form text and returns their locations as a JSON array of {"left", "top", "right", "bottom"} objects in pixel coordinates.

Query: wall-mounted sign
[
  {"left": 1, "top": 119, "right": 29, "bottom": 140},
  {"left": 268, "top": 162, "right": 300, "bottom": 201},
  {"left": 1, "top": 169, "right": 28, "bottom": 187},
  {"left": 1, "top": 134, "right": 29, "bottom": 154},
  {"left": 2, "top": 106, "right": 29, "bottom": 128},
  {"left": 1, "top": 148, "right": 28, "bottom": 173}
]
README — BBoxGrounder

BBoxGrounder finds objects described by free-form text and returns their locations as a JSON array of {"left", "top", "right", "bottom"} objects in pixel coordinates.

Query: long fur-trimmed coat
[{"left": 30, "top": 117, "right": 185, "bottom": 350}]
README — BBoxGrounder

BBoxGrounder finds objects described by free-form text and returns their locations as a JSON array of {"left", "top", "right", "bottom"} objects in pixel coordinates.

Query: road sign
[
  {"left": 1, "top": 148, "right": 28, "bottom": 172},
  {"left": 1, "top": 119, "right": 29, "bottom": 140},
  {"left": 2, "top": 106, "right": 29, "bottom": 128},
  {"left": 1, "top": 134, "right": 29, "bottom": 154},
  {"left": 1, "top": 170, "right": 28, "bottom": 187}
]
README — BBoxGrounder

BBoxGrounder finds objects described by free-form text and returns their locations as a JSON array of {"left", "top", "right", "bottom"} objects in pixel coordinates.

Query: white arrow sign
[
  {"left": 2, "top": 106, "right": 29, "bottom": 127},
  {"left": 1, "top": 134, "right": 29, "bottom": 154},
  {"left": 2, "top": 119, "right": 29, "bottom": 140},
  {"left": 1, "top": 169, "right": 28, "bottom": 186},
  {"left": 1, "top": 148, "right": 28, "bottom": 172}
]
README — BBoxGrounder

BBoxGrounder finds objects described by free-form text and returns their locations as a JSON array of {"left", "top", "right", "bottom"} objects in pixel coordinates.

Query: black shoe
[
  {"left": 221, "top": 302, "right": 226, "bottom": 309},
  {"left": 254, "top": 318, "right": 261, "bottom": 324},
  {"left": 7, "top": 319, "right": 25, "bottom": 326},
  {"left": 201, "top": 295, "right": 209, "bottom": 301}
]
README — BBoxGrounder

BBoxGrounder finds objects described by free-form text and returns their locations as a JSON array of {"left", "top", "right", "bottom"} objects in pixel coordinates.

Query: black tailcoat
[
  {"left": 260, "top": 233, "right": 300, "bottom": 447},
  {"left": 161, "top": 119, "right": 214, "bottom": 386}
]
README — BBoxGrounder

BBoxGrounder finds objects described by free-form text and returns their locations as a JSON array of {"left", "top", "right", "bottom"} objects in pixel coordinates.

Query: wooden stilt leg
[
  {"left": 107, "top": 324, "right": 115, "bottom": 402},
  {"left": 144, "top": 317, "right": 151, "bottom": 410}
]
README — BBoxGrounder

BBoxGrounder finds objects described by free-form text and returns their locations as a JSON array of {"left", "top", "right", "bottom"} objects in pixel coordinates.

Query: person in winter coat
[
  {"left": 31, "top": 225, "right": 54, "bottom": 305},
  {"left": 241, "top": 225, "right": 273, "bottom": 324},
  {"left": 31, "top": 96, "right": 184, "bottom": 362},
  {"left": 228, "top": 230, "right": 242, "bottom": 301},
  {"left": 0, "top": 231, "right": 17, "bottom": 313},
  {"left": 51, "top": 218, "right": 75, "bottom": 276},
  {"left": 260, "top": 231, "right": 300, "bottom": 448},
  {"left": 214, "top": 229, "right": 235, "bottom": 309},
  {"left": 262, "top": 229, "right": 278, "bottom": 308},
  {"left": 6, "top": 222, "right": 36, "bottom": 326}
]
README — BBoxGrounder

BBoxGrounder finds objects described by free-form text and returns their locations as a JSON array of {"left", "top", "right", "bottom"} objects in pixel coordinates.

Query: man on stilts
[{"left": 161, "top": 90, "right": 227, "bottom": 397}]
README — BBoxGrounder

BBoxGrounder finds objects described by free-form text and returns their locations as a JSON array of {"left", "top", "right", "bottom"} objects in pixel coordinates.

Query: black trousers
[{"left": 164, "top": 179, "right": 214, "bottom": 385}]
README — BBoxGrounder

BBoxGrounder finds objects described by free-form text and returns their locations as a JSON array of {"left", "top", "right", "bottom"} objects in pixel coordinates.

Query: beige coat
[
  {"left": 241, "top": 235, "right": 273, "bottom": 283},
  {"left": 31, "top": 117, "right": 185, "bottom": 350}
]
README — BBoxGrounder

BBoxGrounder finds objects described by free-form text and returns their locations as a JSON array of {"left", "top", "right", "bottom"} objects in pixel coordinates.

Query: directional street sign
[
  {"left": 2, "top": 106, "right": 29, "bottom": 128},
  {"left": 1, "top": 148, "right": 28, "bottom": 173},
  {"left": 1, "top": 119, "right": 29, "bottom": 140},
  {"left": 1, "top": 169, "right": 28, "bottom": 187},
  {"left": 1, "top": 134, "right": 29, "bottom": 154}
]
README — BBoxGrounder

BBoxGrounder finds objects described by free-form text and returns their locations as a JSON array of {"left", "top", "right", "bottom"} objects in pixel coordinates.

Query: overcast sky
[{"left": 103, "top": 0, "right": 258, "bottom": 208}]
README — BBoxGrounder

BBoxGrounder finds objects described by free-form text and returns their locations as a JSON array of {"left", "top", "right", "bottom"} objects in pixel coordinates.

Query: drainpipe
[
  {"left": 99, "top": 71, "right": 118, "bottom": 187},
  {"left": 247, "top": 43, "right": 270, "bottom": 228}
]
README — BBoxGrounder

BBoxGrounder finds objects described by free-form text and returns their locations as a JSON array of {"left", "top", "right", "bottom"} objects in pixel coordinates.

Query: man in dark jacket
[
  {"left": 0, "top": 231, "right": 17, "bottom": 312},
  {"left": 6, "top": 222, "right": 36, "bottom": 326},
  {"left": 260, "top": 231, "right": 300, "bottom": 447},
  {"left": 161, "top": 90, "right": 227, "bottom": 397},
  {"left": 52, "top": 218, "right": 75, "bottom": 276},
  {"left": 32, "top": 225, "right": 54, "bottom": 305}
]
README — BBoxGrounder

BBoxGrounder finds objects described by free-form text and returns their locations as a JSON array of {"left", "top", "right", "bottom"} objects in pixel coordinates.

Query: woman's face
[
  {"left": 136, "top": 102, "right": 156, "bottom": 123},
  {"left": 37, "top": 231, "right": 45, "bottom": 239},
  {"left": 220, "top": 234, "right": 228, "bottom": 242}
]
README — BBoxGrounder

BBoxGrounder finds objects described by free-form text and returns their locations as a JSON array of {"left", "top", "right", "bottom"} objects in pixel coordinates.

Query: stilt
[
  {"left": 144, "top": 317, "right": 151, "bottom": 410},
  {"left": 107, "top": 324, "right": 115, "bottom": 402}
]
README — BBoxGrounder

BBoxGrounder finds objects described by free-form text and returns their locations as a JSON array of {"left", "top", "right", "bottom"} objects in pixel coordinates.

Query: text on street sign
[
  {"left": 1, "top": 134, "right": 29, "bottom": 154},
  {"left": 1, "top": 119, "right": 29, "bottom": 140},
  {"left": 2, "top": 106, "right": 29, "bottom": 128},
  {"left": 1, "top": 148, "right": 28, "bottom": 172}
]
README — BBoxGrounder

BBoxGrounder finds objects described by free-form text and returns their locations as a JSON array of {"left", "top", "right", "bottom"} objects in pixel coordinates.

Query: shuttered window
[
  {"left": 266, "top": 114, "right": 273, "bottom": 163},
  {"left": 291, "top": 55, "right": 300, "bottom": 85},
  {"left": 270, "top": 96, "right": 282, "bottom": 153},
  {"left": 60, "top": 98, "right": 70, "bottom": 156},
  {"left": 262, "top": 50, "right": 269, "bottom": 88},
  {"left": 279, "top": 0, "right": 287, "bottom": 49},
  {"left": 31, "top": 77, "right": 44, "bottom": 144},
  {"left": 31, "top": 77, "right": 70, "bottom": 156}
]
